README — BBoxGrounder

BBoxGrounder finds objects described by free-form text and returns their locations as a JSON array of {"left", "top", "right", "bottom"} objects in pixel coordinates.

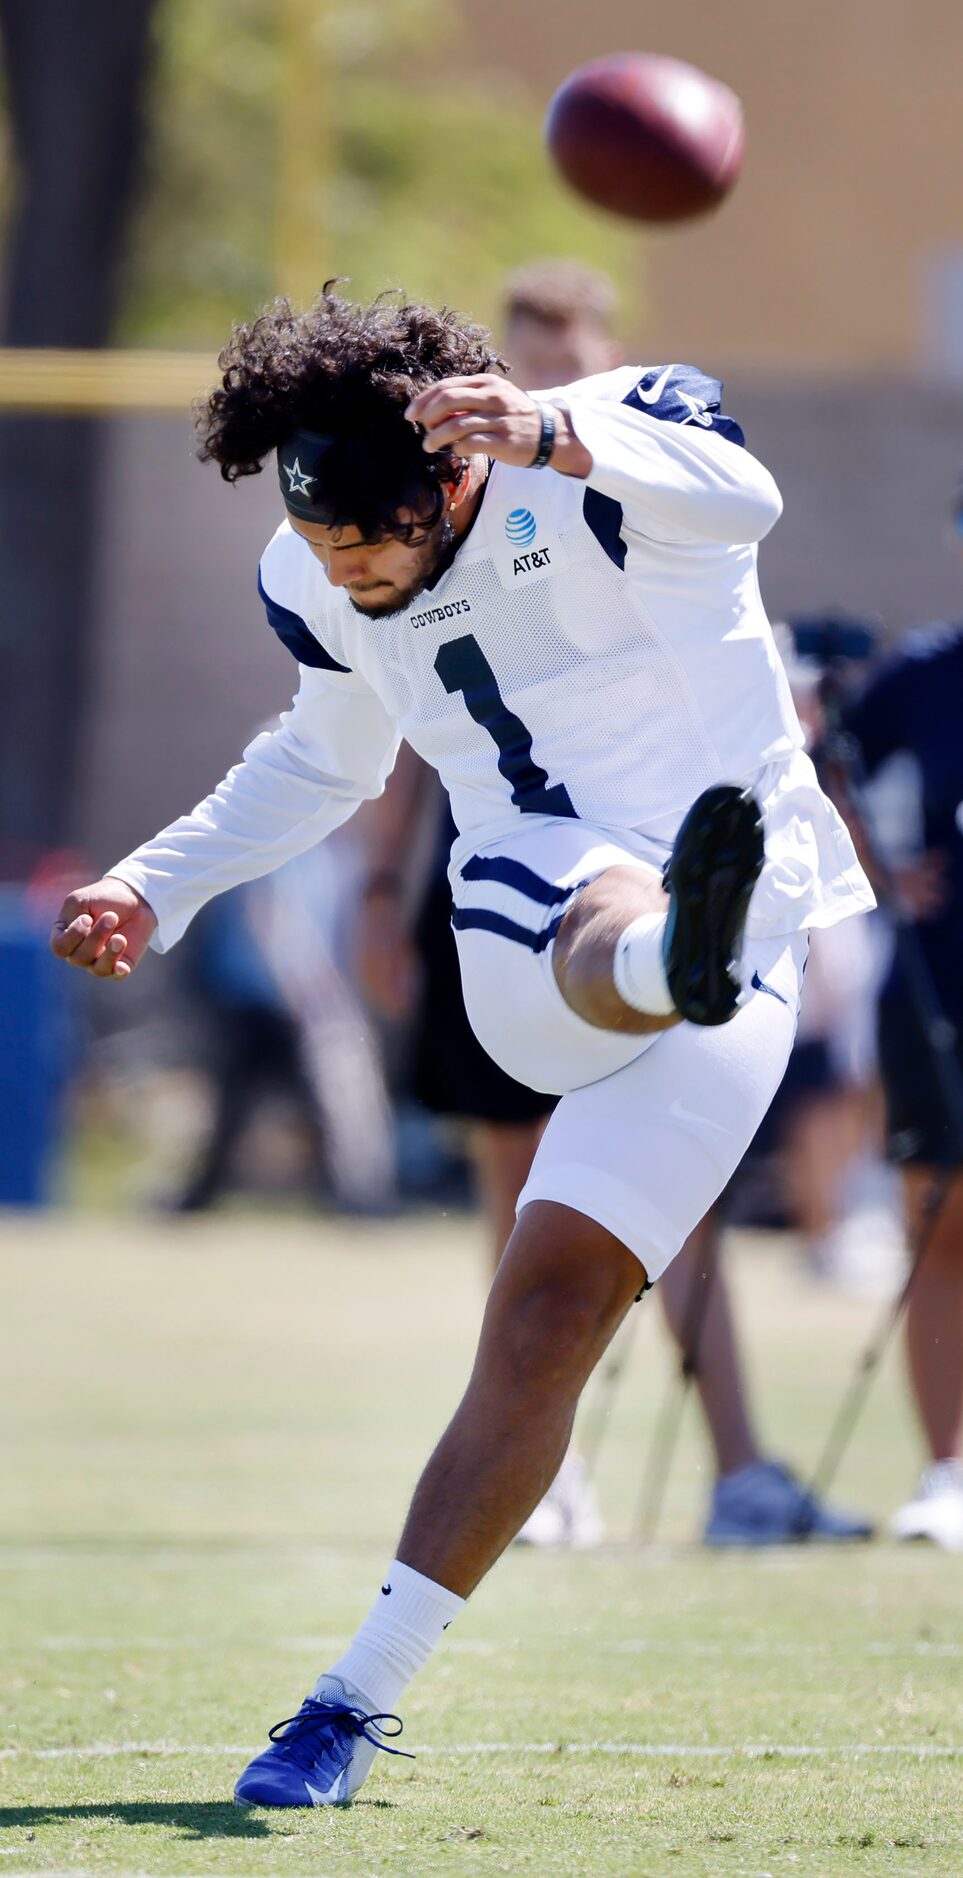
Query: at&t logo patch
[{"left": 504, "top": 507, "right": 537, "bottom": 545}]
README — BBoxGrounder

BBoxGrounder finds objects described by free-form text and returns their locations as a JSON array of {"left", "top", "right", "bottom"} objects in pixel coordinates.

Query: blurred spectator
[
  {"left": 501, "top": 258, "right": 623, "bottom": 389},
  {"left": 736, "top": 624, "right": 905, "bottom": 1294},
  {"left": 175, "top": 830, "right": 394, "bottom": 1215},
  {"left": 355, "top": 262, "right": 870, "bottom": 1546},
  {"left": 845, "top": 599, "right": 963, "bottom": 1550}
]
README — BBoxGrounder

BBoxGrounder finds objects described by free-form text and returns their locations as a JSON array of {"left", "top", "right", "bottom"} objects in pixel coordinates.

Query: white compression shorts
[{"left": 450, "top": 817, "right": 806, "bottom": 1284}]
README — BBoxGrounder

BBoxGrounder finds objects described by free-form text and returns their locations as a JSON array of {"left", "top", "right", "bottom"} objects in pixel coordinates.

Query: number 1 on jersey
[{"left": 435, "top": 634, "right": 576, "bottom": 818}]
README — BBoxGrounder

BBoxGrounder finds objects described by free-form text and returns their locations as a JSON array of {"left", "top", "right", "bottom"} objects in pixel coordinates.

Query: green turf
[{"left": 0, "top": 1212, "right": 960, "bottom": 1876}]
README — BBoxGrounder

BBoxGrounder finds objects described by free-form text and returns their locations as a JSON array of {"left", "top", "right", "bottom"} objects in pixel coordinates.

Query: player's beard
[{"left": 346, "top": 514, "right": 456, "bottom": 619}]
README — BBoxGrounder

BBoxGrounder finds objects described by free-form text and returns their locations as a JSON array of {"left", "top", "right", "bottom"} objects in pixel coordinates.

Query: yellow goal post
[{"left": 0, "top": 348, "right": 218, "bottom": 415}]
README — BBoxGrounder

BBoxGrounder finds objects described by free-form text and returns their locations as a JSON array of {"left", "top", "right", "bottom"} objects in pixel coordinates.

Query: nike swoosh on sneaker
[{"left": 305, "top": 1775, "right": 343, "bottom": 1805}]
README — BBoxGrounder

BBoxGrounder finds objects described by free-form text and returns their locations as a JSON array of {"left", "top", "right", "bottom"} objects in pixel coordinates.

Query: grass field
[{"left": 0, "top": 1210, "right": 960, "bottom": 1877}]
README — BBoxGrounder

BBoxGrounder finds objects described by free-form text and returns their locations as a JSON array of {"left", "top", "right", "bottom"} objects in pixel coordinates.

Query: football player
[{"left": 51, "top": 287, "right": 874, "bottom": 1805}]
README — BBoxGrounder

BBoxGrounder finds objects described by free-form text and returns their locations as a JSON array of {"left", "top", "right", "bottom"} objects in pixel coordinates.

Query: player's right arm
[
  {"left": 50, "top": 878, "right": 158, "bottom": 980},
  {"left": 50, "top": 662, "right": 401, "bottom": 980}
]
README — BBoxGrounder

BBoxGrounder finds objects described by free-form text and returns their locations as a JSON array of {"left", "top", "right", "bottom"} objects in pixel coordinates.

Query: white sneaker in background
[
  {"left": 890, "top": 1460, "right": 963, "bottom": 1552},
  {"left": 808, "top": 1202, "right": 907, "bottom": 1297},
  {"left": 514, "top": 1492, "right": 567, "bottom": 1548},
  {"left": 514, "top": 1452, "right": 605, "bottom": 1549}
]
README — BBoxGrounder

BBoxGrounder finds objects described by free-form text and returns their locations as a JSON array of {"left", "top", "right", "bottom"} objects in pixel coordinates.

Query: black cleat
[{"left": 662, "top": 786, "right": 765, "bottom": 1026}]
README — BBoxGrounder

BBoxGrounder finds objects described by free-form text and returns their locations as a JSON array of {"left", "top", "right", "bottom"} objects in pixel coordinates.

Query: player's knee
[
  {"left": 501, "top": 1272, "right": 619, "bottom": 1392},
  {"left": 552, "top": 886, "right": 624, "bottom": 1029},
  {"left": 553, "top": 927, "right": 606, "bottom": 1027},
  {"left": 553, "top": 882, "right": 667, "bottom": 1033},
  {"left": 487, "top": 1215, "right": 641, "bottom": 1394}
]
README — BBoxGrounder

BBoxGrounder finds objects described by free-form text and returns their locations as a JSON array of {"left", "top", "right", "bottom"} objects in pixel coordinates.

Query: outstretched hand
[
  {"left": 50, "top": 877, "right": 158, "bottom": 980},
  {"left": 406, "top": 375, "right": 591, "bottom": 477}
]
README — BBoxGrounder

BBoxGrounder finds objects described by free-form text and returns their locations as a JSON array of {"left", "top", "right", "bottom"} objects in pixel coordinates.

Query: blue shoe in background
[{"left": 705, "top": 1459, "right": 874, "bottom": 1546}]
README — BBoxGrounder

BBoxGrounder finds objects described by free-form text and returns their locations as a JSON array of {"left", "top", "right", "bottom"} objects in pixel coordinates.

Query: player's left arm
[
  {"left": 407, "top": 376, "right": 592, "bottom": 479},
  {"left": 558, "top": 376, "right": 783, "bottom": 545},
  {"left": 407, "top": 371, "right": 781, "bottom": 546}
]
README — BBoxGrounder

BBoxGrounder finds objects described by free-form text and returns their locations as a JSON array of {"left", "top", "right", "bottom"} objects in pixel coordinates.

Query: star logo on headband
[{"left": 284, "top": 456, "right": 317, "bottom": 500}]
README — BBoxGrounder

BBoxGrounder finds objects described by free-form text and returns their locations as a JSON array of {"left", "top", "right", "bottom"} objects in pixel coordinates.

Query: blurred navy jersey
[{"left": 846, "top": 623, "right": 963, "bottom": 1007}]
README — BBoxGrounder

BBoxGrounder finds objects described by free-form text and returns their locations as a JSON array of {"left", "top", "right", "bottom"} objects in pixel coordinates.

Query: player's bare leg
[
  {"left": 234, "top": 1201, "right": 643, "bottom": 1807},
  {"left": 395, "top": 1200, "right": 640, "bottom": 1591},
  {"left": 469, "top": 1118, "right": 603, "bottom": 1549}
]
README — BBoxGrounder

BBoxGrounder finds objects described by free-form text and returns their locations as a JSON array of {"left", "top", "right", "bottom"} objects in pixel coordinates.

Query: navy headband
[
  {"left": 277, "top": 419, "right": 452, "bottom": 536},
  {"left": 277, "top": 428, "right": 337, "bottom": 521}
]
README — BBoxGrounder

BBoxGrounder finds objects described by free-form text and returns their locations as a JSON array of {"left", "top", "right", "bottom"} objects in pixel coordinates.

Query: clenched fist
[{"left": 50, "top": 877, "right": 157, "bottom": 980}]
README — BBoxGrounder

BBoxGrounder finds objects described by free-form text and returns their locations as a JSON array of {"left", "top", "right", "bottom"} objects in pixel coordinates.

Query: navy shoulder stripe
[
  {"left": 583, "top": 365, "right": 745, "bottom": 568},
  {"left": 257, "top": 570, "right": 351, "bottom": 672},
  {"left": 582, "top": 486, "right": 626, "bottom": 570},
  {"left": 626, "top": 364, "right": 745, "bottom": 448}
]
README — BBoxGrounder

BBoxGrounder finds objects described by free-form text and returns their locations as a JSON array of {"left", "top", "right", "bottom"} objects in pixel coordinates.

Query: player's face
[
  {"left": 288, "top": 506, "right": 454, "bottom": 618},
  {"left": 504, "top": 311, "right": 622, "bottom": 391}
]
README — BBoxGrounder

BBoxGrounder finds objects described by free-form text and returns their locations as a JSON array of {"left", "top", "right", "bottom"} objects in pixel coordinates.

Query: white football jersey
[{"left": 113, "top": 365, "right": 874, "bottom": 949}]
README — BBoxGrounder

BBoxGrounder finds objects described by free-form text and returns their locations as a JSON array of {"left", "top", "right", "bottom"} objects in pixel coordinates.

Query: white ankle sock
[
  {"left": 321, "top": 1560, "right": 465, "bottom": 1716},
  {"left": 612, "top": 912, "right": 675, "bottom": 1016}
]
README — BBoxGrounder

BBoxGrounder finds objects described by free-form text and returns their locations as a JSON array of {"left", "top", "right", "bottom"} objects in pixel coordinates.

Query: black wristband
[{"left": 529, "top": 403, "right": 556, "bottom": 469}]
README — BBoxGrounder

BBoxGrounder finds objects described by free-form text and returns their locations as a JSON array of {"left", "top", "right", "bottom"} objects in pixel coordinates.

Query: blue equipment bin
[{"left": 0, "top": 889, "right": 70, "bottom": 1205}]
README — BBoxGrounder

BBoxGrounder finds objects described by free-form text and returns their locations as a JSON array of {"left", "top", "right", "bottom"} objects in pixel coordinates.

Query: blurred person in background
[
  {"left": 175, "top": 832, "right": 394, "bottom": 1215},
  {"left": 844, "top": 533, "right": 963, "bottom": 1551},
  {"left": 500, "top": 257, "right": 623, "bottom": 388},
  {"left": 747, "top": 624, "right": 904, "bottom": 1294},
  {"left": 356, "top": 263, "right": 871, "bottom": 1549}
]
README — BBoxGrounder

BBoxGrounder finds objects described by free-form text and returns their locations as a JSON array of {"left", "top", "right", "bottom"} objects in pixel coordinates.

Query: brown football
[{"left": 545, "top": 52, "right": 744, "bottom": 224}]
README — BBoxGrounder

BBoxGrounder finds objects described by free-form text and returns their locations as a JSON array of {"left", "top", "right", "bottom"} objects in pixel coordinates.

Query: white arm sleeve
[
  {"left": 108, "top": 664, "right": 401, "bottom": 952},
  {"left": 562, "top": 385, "right": 783, "bottom": 547}
]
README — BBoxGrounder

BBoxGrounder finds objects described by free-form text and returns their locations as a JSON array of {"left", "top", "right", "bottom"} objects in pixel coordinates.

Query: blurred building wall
[
  {"left": 452, "top": 0, "right": 963, "bottom": 374},
  {"left": 77, "top": 384, "right": 962, "bottom": 869},
  {"left": 79, "top": 423, "right": 288, "bottom": 868}
]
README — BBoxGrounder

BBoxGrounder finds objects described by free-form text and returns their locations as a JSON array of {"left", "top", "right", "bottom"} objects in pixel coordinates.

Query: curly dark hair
[{"left": 196, "top": 284, "right": 506, "bottom": 541}]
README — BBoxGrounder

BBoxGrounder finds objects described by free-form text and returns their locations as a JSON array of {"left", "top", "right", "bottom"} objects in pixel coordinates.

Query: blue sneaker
[
  {"left": 704, "top": 1460, "right": 874, "bottom": 1546},
  {"left": 234, "top": 1675, "right": 412, "bottom": 1807}
]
